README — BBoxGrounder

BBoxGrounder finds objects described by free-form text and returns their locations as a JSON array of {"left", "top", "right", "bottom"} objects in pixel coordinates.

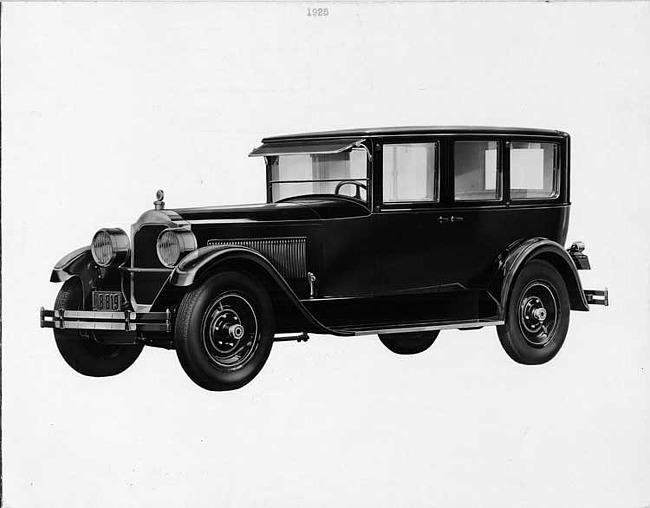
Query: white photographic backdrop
[{"left": 2, "top": 2, "right": 649, "bottom": 507}]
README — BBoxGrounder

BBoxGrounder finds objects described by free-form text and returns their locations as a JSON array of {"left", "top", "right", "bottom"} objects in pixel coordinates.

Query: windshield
[{"left": 269, "top": 147, "right": 369, "bottom": 202}]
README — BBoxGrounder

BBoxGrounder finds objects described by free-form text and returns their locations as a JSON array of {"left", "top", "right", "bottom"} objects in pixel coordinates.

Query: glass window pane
[
  {"left": 509, "top": 142, "right": 559, "bottom": 200},
  {"left": 383, "top": 143, "right": 437, "bottom": 203},
  {"left": 270, "top": 147, "right": 368, "bottom": 201},
  {"left": 454, "top": 141, "right": 500, "bottom": 201}
]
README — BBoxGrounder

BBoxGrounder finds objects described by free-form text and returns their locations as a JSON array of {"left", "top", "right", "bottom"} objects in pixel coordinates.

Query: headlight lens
[
  {"left": 156, "top": 228, "right": 197, "bottom": 268},
  {"left": 91, "top": 228, "right": 130, "bottom": 267}
]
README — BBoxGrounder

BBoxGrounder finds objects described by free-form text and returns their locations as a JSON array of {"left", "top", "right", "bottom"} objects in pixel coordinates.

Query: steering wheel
[{"left": 334, "top": 181, "right": 368, "bottom": 199}]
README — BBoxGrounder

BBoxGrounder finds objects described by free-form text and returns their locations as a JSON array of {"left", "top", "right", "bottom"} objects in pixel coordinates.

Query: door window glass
[
  {"left": 454, "top": 141, "right": 501, "bottom": 201},
  {"left": 382, "top": 143, "right": 438, "bottom": 203},
  {"left": 509, "top": 142, "right": 559, "bottom": 200}
]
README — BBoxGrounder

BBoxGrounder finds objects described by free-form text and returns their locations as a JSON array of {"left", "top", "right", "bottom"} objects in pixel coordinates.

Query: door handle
[
  {"left": 437, "top": 216, "right": 450, "bottom": 224},
  {"left": 451, "top": 216, "right": 464, "bottom": 223}
]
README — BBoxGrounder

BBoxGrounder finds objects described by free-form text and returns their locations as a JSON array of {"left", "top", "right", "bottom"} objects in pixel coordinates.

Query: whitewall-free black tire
[
  {"left": 53, "top": 278, "right": 144, "bottom": 377},
  {"left": 174, "top": 271, "right": 275, "bottom": 391},
  {"left": 497, "top": 259, "right": 570, "bottom": 365}
]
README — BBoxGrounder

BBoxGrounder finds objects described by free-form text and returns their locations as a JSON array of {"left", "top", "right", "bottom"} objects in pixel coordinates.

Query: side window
[
  {"left": 382, "top": 142, "right": 438, "bottom": 203},
  {"left": 453, "top": 140, "right": 501, "bottom": 201},
  {"left": 509, "top": 142, "right": 559, "bottom": 200}
]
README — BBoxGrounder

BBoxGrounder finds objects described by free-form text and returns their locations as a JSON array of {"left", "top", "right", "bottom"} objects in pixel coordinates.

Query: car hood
[{"left": 173, "top": 197, "right": 370, "bottom": 223}]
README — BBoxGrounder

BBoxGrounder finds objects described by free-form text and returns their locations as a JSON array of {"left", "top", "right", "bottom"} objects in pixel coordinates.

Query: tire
[
  {"left": 497, "top": 259, "right": 570, "bottom": 365},
  {"left": 53, "top": 278, "right": 144, "bottom": 377},
  {"left": 379, "top": 331, "right": 440, "bottom": 355},
  {"left": 174, "top": 271, "right": 275, "bottom": 391}
]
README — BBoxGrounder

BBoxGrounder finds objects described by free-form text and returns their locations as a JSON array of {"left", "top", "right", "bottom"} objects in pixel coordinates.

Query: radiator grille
[
  {"left": 207, "top": 237, "right": 307, "bottom": 279},
  {"left": 133, "top": 225, "right": 167, "bottom": 268},
  {"left": 132, "top": 224, "right": 169, "bottom": 304}
]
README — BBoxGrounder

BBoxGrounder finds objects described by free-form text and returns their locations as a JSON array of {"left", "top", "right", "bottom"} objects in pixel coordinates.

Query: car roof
[{"left": 262, "top": 126, "right": 568, "bottom": 143}]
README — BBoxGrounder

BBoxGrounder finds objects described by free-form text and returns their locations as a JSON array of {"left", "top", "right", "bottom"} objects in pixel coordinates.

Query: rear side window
[
  {"left": 453, "top": 140, "right": 501, "bottom": 201},
  {"left": 383, "top": 142, "right": 438, "bottom": 203},
  {"left": 509, "top": 142, "right": 559, "bottom": 200}
]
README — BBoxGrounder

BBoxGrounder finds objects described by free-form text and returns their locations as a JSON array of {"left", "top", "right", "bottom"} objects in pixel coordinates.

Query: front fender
[
  {"left": 170, "top": 245, "right": 281, "bottom": 287},
  {"left": 49, "top": 245, "right": 114, "bottom": 304},
  {"left": 489, "top": 237, "right": 589, "bottom": 315},
  {"left": 161, "top": 245, "right": 345, "bottom": 336},
  {"left": 50, "top": 246, "right": 93, "bottom": 283}
]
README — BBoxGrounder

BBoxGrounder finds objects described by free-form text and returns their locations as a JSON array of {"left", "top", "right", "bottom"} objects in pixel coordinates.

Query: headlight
[
  {"left": 156, "top": 228, "right": 197, "bottom": 268},
  {"left": 91, "top": 228, "right": 130, "bottom": 267}
]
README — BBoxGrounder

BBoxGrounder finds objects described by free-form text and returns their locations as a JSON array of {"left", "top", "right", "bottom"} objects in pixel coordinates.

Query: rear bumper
[
  {"left": 568, "top": 242, "right": 609, "bottom": 308},
  {"left": 40, "top": 307, "right": 171, "bottom": 332},
  {"left": 584, "top": 288, "right": 609, "bottom": 306}
]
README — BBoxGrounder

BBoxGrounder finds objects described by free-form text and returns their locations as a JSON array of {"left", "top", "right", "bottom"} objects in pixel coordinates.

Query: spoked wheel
[
  {"left": 379, "top": 331, "right": 440, "bottom": 355},
  {"left": 53, "top": 278, "right": 143, "bottom": 377},
  {"left": 175, "top": 271, "right": 275, "bottom": 391},
  {"left": 497, "top": 259, "right": 570, "bottom": 365}
]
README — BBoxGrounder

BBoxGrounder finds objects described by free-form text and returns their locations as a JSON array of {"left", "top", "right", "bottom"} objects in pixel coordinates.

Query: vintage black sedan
[{"left": 41, "top": 126, "right": 608, "bottom": 390}]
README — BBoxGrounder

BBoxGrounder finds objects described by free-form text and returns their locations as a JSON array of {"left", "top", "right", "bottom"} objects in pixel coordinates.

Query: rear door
[{"left": 434, "top": 137, "right": 510, "bottom": 289}]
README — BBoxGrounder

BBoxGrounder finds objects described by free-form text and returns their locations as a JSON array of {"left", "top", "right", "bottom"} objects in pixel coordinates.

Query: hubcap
[
  {"left": 518, "top": 281, "right": 559, "bottom": 347},
  {"left": 201, "top": 292, "right": 259, "bottom": 369}
]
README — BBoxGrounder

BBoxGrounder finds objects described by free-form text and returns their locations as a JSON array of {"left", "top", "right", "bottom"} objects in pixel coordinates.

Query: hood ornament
[{"left": 154, "top": 189, "right": 165, "bottom": 210}]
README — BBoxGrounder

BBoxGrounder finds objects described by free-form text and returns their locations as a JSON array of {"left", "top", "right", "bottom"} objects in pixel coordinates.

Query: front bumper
[{"left": 40, "top": 308, "right": 171, "bottom": 332}]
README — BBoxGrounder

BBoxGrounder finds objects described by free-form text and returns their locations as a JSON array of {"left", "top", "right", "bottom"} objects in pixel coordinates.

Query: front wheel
[
  {"left": 497, "top": 259, "right": 570, "bottom": 365},
  {"left": 174, "top": 271, "right": 275, "bottom": 391},
  {"left": 53, "top": 278, "right": 144, "bottom": 377}
]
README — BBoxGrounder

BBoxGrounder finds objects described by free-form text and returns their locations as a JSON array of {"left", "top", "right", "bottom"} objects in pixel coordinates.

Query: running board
[{"left": 332, "top": 318, "right": 504, "bottom": 337}]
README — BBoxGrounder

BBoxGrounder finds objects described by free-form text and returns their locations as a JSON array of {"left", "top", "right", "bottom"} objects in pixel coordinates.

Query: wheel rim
[
  {"left": 201, "top": 292, "right": 259, "bottom": 370},
  {"left": 517, "top": 281, "right": 559, "bottom": 348}
]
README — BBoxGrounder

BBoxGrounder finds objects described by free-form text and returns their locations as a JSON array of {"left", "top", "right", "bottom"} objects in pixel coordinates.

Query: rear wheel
[
  {"left": 497, "top": 259, "right": 570, "bottom": 365},
  {"left": 379, "top": 331, "right": 440, "bottom": 355},
  {"left": 53, "top": 278, "right": 143, "bottom": 377},
  {"left": 175, "top": 271, "right": 275, "bottom": 391}
]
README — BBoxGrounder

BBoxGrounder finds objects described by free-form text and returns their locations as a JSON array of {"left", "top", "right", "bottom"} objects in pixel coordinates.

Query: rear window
[{"left": 509, "top": 142, "right": 560, "bottom": 200}]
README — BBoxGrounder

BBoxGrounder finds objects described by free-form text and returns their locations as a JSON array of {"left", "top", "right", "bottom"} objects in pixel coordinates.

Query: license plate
[{"left": 92, "top": 291, "right": 123, "bottom": 311}]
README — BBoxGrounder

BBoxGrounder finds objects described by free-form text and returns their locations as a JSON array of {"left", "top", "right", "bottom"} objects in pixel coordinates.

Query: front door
[{"left": 372, "top": 138, "right": 444, "bottom": 295}]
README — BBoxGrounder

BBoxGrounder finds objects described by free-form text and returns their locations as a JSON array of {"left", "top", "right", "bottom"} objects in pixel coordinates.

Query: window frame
[
  {"left": 506, "top": 138, "right": 562, "bottom": 204},
  {"left": 376, "top": 137, "right": 442, "bottom": 210}
]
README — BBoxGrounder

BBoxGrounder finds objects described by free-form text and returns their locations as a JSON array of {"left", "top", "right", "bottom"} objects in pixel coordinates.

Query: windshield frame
[{"left": 264, "top": 141, "right": 372, "bottom": 205}]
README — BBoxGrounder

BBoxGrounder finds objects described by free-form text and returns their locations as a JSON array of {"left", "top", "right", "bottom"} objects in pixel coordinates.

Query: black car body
[{"left": 41, "top": 126, "right": 608, "bottom": 390}]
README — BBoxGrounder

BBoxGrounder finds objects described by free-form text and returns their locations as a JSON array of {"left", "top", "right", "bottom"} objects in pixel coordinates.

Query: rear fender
[{"left": 489, "top": 237, "right": 589, "bottom": 317}]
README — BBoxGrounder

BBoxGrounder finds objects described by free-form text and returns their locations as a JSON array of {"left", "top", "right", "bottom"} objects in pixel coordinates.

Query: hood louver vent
[{"left": 207, "top": 237, "right": 307, "bottom": 279}]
